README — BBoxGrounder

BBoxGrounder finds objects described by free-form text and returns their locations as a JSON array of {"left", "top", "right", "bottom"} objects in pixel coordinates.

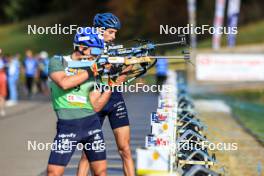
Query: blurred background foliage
[
  {"left": 0, "top": 0, "right": 264, "bottom": 55},
  {"left": 0, "top": 0, "right": 264, "bottom": 41}
]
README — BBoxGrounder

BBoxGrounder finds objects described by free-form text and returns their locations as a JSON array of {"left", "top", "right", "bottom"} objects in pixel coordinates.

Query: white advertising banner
[
  {"left": 136, "top": 148, "right": 169, "bottom": 174},
  {"left": 196, "top": 54, "right": 264, "bottom": 81}
]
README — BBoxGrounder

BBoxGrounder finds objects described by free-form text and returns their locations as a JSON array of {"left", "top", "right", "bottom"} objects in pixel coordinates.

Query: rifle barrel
[
  {"left": 148, "top": 55, "right": 187, "bottom": 59},
  {"left": 155, "top": 41, "right": 185, "bottom": 47}
]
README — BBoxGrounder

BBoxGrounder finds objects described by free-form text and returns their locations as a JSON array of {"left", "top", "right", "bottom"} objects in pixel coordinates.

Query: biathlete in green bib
[{"left": 47, "top": 27, "right": 110, "bottom": 176}]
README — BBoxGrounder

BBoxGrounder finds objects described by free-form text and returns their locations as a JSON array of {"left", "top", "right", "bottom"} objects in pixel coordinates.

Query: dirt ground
[{"left": 194, "top": 100, "right": 264, "bottom": 176}]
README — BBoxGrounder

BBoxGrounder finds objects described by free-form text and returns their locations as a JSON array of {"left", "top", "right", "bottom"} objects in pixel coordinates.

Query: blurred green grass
[
  {"left": 225, "top": 90, "right": 264, "bottom": 142},
  {"left": 230, "top": 101, "right": 264, "bottom": 142},
  {"left": 223, "top": 90, "right": 264, "bottom": 103},
  {"left": 0, "top": 14, "right": 73, "bottom": 55},
  {"left": 197, "top": 20, "right": 264, "bottom": 48},
  {"left": 166, "top": 20, "right": 264, "bottom": 55}
]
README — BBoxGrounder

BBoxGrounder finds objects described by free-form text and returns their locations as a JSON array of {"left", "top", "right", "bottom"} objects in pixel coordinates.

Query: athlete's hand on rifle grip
[
  {"left": 115, "top": 75, "right": 127, "bottom": 85},
  {"left": 90, "top": 62, "right": 105, "bottom": 76}
]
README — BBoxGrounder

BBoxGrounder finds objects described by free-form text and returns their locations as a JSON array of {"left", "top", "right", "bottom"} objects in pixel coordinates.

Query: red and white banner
[
  {"left": 212, "top": 0, "right": 226, "bottom": 50},
  {"left": 196, "top": 53, "right": 264, "bottom": 81}
]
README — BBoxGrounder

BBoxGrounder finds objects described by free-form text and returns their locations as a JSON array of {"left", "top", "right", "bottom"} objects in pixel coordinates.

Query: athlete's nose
[{"left": 112, "top": 34, "right": 116, "bottom": 40}]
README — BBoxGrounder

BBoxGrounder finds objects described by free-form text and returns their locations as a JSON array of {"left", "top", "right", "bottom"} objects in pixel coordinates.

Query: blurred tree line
[{"left": 0, "top": 0, "right": 263, "bottom": 41}]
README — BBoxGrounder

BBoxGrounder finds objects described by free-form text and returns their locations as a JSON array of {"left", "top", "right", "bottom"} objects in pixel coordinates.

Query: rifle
[
  {"left": 64, "top": 35, "right": 190, "bottom": 85},
  {"left": 107, "top": 35, "right": 186, "bottom": 57}
]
